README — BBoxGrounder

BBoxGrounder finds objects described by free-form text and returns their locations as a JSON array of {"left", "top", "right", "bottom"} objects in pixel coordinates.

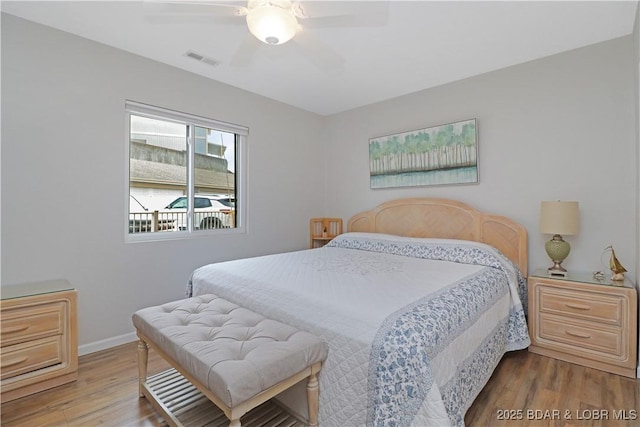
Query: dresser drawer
[
  {"left": 0, "top": 336, "right": 63, "bottom": 380},
  {"left": 538, "top": 313, "right": 622, "bottom": 358},
  {"left": 0, "top": 302, "right": 65, "bottom": 347},
  {"left": 537, "top": 285, "right": 623, "bottom": 325}
]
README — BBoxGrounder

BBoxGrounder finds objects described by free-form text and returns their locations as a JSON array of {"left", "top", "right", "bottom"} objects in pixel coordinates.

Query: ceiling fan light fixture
[{"left": 246, "top": 2, "right": 297, "bottom": 45}]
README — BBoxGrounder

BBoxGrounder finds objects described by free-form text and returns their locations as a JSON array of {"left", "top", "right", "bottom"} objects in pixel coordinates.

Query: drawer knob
[
  {"left": 1, "top": 325, "right": 30, "bottom": 334},
  {"left": 1, "top": 356, "right": 28, "bottom": 368},
  {"left": 564, "top": 302, "right": 591, "bottom": 311},
  {"left": 565, "top": 330, "right": 591, "bottom": 339}
]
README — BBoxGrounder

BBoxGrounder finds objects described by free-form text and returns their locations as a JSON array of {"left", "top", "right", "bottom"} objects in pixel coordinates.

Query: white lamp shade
[
  {"left": 540, "top": 201, "right": 580, "bottom": 236},
  {"left": 246, "top": 4, "right": 297, "bottom": 45}
]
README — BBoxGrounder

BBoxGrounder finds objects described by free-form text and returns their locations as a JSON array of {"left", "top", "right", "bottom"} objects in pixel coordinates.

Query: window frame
[{"left": 125, "top": 100, "right": 248, "bottom": 242}]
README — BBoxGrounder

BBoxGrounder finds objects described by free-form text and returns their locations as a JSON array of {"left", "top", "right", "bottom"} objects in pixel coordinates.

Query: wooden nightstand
[
  {"left": 1, "top": 280, "right": 78, "bottom": 402},
  {"left": 309, "top": 218, "right": 342, "bottom": 248},
  {"left": 528, "top": 269, "right": 637, "bottom": 378}
]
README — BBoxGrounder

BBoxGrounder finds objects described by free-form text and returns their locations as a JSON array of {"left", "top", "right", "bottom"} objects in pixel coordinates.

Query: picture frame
[{"left": 369, "top": 118, "right": 478, "bottom": 189}]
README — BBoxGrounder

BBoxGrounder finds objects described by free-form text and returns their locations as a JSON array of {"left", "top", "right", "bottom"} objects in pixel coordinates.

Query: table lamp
[{"left": 540, "top": 201, "right": 579, "bottom": 277}]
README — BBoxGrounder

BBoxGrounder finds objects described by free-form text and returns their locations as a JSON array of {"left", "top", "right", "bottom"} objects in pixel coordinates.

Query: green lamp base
[{"left": 545, "top": 234, "right": 570, "bottom": 277}]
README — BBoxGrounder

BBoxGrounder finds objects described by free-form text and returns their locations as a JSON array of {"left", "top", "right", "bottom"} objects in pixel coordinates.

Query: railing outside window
[{"left": 129, "top": 210, "right": 235, "bottom": 233}]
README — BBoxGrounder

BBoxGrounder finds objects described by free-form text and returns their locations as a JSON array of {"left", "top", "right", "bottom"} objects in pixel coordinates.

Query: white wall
[
  {"left": 1, "top": 14, "right": 326, "bottom": 352},
  {"left": 324, "top": 36, "right": 637, "bottom": 283}
]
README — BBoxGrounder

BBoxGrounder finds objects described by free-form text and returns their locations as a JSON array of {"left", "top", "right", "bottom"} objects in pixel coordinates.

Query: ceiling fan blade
[
  {"left": 293, "top": 1, "right": 389, "bottom": 27},
  {"left": 299, "top": 14, "right": 388, "bottom": 29},
  {"left": 144, "top": 14, "right": 244, "bottom": 25},
  {"left": 292, "top": 30, "right": 345, "bottom": 75},
  {"left": 143, "top": 1, "right": 248, "bottom": 17},
  {"left": 229, "top": 33, "right": 261, "bottom": 68}
]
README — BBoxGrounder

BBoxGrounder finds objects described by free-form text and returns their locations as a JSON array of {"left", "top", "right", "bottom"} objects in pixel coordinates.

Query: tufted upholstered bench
[{"left": 132, "top": 294, "right": 328, "bottom": 427}]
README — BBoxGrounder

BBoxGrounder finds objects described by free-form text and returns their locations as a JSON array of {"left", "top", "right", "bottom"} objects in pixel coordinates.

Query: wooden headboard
[{"left": 347, "top": 198, "right": 528, "bottom": 277}]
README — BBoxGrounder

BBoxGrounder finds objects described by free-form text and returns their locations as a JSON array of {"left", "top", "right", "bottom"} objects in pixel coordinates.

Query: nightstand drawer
[
  {"left": 0, "top": 302, "right": 65, "bottom": 347},
  {"left": 538, "top": 314, "right": 622, "bottom": 357},
  {"left": 537, "top": 285, "right": 622, "bottom": 325},
  {"left": 0, "top": 336, "right": 63, "bottom": 380}
]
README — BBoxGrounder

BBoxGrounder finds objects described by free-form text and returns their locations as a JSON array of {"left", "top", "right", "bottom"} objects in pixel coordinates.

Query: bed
[{"left": 187, "top": 198, "right": 530, "bottom": 427}]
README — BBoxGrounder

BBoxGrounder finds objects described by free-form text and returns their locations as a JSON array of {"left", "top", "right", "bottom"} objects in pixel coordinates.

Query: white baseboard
[{"left": 78, "top": 331, "right": 137, "bottom": 356}]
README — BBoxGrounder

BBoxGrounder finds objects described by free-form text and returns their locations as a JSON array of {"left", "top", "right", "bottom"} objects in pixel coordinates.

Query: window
[{"left": 126, "top": 101, "right": 247, "bottom": 239}]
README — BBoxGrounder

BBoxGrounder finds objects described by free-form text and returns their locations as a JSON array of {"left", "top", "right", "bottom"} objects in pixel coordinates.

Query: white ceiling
[{"left": 2, "top": 1, "right": 637, "bottom": 115}]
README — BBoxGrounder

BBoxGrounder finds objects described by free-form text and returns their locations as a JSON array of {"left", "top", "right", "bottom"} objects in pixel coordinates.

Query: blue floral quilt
[{"left": 326, "top": 233, "right": 530, "bottom": 427}]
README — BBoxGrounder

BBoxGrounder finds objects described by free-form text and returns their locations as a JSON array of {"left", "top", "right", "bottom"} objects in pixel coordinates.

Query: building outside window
[{"left": 126, "top": 101, "right": 247, "bottom": 239}]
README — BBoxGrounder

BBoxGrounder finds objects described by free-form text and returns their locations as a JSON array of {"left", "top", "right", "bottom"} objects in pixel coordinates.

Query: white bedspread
[{"left": 188, "top": 233, "right": 530, "bottom": 427}]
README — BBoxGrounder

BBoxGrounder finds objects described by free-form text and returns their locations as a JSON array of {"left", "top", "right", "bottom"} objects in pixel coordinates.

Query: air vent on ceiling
[{"left": 184, "top": 50, "right": 220, "bottom": 67}]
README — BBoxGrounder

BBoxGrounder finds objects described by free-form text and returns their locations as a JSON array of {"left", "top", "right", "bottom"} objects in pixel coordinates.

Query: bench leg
[
  {"left": 307, "top": 371, "right": 320, "bottom": 427},
  {"left": 137, "top": 339, "right": 149, "bottom": 398}
]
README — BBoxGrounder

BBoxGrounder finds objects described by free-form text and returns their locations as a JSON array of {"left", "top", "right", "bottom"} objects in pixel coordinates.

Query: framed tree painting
[{"left": 369, "top": 118, "right": 478, "bottom": 189}]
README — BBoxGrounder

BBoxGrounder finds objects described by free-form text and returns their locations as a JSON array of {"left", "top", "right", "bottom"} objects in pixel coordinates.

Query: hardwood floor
[
  {"left": 465, "top": 351, "right": 639, "bottom": 427},
  {"left": 1, "top": 342, "right": 171, "bottom": 427},
  {"left": 1, "top": 343, "right": 638, "bottom": 426}
]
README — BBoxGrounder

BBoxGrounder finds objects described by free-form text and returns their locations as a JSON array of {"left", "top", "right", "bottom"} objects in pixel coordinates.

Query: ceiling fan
[
  {"left": 233, "top": 0, "right": 305, "bottom": 45},
  {"left": 144, "top": 0, "right": 388, "bottom": 73}
]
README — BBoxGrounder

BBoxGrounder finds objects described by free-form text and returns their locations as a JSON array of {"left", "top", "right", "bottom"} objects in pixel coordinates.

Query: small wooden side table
[{"left": 309, "top": 218, "right": 343, "bottom": 248}]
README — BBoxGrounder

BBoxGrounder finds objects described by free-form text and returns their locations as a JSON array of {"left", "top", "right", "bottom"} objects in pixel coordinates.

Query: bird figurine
[{"left": 606, "top": 245, "right": 627, "bottom": 281}]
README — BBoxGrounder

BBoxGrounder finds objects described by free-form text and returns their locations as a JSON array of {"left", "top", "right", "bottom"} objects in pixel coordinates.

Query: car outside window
[
  {"left": 166, "top": 198, "right": 188, "bottom": 209},
  {"left": 194, "top": 198, "right": 212, "bottom": 209}
]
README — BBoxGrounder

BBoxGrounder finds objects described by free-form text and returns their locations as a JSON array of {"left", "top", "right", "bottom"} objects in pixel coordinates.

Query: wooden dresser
[
  {"left": 1, "top": 280, "right": 78, "bottom": 402},
  {"left": 528, "top": 270, "right": 637, "bottom": 378}
]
